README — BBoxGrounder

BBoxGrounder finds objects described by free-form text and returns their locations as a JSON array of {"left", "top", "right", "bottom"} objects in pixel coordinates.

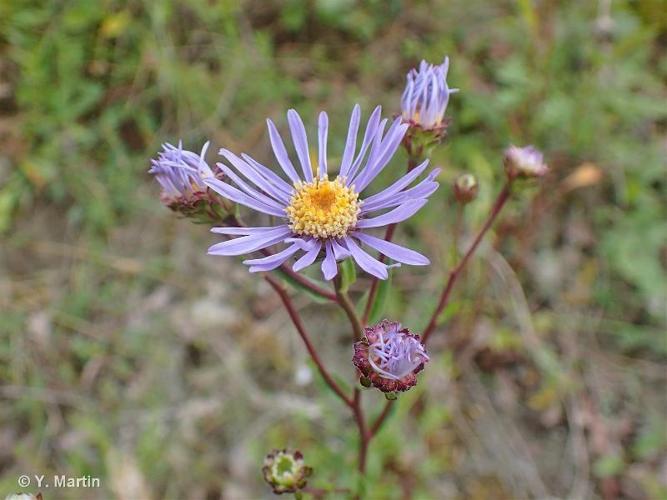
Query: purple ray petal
[
  {"left": 353, "top": 118, "right": 410, "bottom": 192},
  {"left": 287, "top": 109, "right": 313, "bottom": 182},
  {"left": 317, "top": 111, "right": 328, "bottom": 178},
  {"left": 293, "top": 240, "right": 322, "bottom": 272},
  {"left": 362, "top": 174, "right": 439, "bottom": 213},
  {"left": 356, "top": 199, "right": 428, "bottom": 228},
  {"left": 339, "top": 105, "right": 360, "bottom": 178},
  {"left": 284, "top": 237, "right": 316, "bottom": 251},
  {"left": 352, "top": 232, "right": 430, "bottom": 265},
  {"left": 219, "top": 149, "right": 290, "bottom": 204},
  {"left": 240, "top": 154, "right": 294, "bottom": 197},
  {"left": 322, "top": 241, "right": 338, "bottom": 280},
  {"left": 211, "top": 225, "right": 289, "bottom": 235},
  {"left": 331, "top": 238, "right": 351, "bottom": 259},
  {"left": 267, "top": 118, "right": 301, "bottom": 184},
  {"left": 343, "top": 237, "right": 388, "bottom": 280},
  {"left": 345, "top": 105, "right": 382, "bottom": 183},
  {"left": 214, "top": 162, "right": 286, "bottom": 211},
  {"left": 245, "top": 244, "right": 301, "bottom": 272},
  {"left": 197, "top": 141, "right": 214, "bottom": 178},
  {"left": 360, "top": 160, "right": 431, "bottom": 209},
  {"left": 204, "top": 178, "right": 286, "bottom": 217},
  {"left": 208, "top": 227, "right": 291, "bottom": 256}
]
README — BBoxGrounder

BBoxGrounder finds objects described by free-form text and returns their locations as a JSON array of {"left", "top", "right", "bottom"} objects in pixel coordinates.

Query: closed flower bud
[
  {"left": 503, "top": 145, "right": 549, "bottom": 180},
  {"left": 453, "top": 173, "right": 479, "bottom": 204},
  {"left": 262, "top": 449, "right": 313, "bottom": 495},
  {"left": 401, "top": 57, "right": 458, "bottom": 156},
  {"left": 149, "top": 141, "right": 230, "bottom": 222},
  {"left": 352, "top": 320, "right": 429, "bottom": 393}
]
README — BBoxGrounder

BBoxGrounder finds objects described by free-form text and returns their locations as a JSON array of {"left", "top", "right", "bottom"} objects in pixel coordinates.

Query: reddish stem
[
  {"left": 369, "top": 400, "right": 394, "bottom": 437},
  {"left": 421, "top": 184, "right": 511, "bottom": 344},
  {"left": 351, "top": 389, "right": 370, "bottom": 475},
  {"left": 264, "top": 274, "right": 353, "bottom": 407}
]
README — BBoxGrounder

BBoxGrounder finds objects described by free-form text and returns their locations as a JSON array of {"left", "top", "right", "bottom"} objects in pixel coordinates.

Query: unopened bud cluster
[{"left": 262, "top": 449, "right": 313, "bottom": 495}]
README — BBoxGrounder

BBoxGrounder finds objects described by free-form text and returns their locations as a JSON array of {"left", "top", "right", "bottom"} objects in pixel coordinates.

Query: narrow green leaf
[
  {"left": 368, "top": 270, "right": 392, "bottom": 324},
  {"left": 339, "top": 258, "right": 356, "bottom": 293}
]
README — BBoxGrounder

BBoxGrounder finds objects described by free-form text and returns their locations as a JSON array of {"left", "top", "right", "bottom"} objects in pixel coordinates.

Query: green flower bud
[{"left": 262, "top": 449, "right": 313, "bottom": 495}]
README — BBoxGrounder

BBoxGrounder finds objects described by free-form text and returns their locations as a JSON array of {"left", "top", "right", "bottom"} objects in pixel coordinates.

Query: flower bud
[
  {"left": 503, "top": 145, "right": 548, "bottom": 180},
  {"left": 262, "top": 449, "right": 313, "bottom": 495},
  {"left": 352, "top": 319, "right": 429, "bottom": 394},
  {"left": 149, "top": 141, "right": 230, "bottom": 222},
  {"left": 453, "top": 173, "right": 479, "bottom": 204},
  {"left": 401, "top": 57, "right": 458, "bottom": 156}
]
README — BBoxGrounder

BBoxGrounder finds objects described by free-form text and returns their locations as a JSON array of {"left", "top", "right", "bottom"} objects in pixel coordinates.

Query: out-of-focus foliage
[{"left": 1, "top": 0, "right": 665, "bottom": 498}]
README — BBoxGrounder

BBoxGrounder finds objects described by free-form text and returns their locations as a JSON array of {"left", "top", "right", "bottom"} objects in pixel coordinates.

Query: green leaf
[
  {"left": 367, "top": 270, "right": 392, "bottom": 324},
  {"left": 339, "top": 258, "right": 356, "bottom": 293},
  {"left": 593, "top": 454, "right": 625, "bottom": 478},
  {"left": 273, "top": 268, "right": 330, "bottom": 304}
]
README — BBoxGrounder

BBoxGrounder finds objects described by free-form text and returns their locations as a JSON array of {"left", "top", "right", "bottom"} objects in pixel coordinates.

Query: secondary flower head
[
  {"left": 503, "top": 145, "right": 549, "bottom": 179},
  {"left": 149, "top": 141, "right": 227, "bottom": 220},
  {"left": 353, "top": 319, "right": 429, "bottom": 393},
  {"left": 453, "top": 173, "right": 479, "bottom": 204},
  {"left": 262, "top": 449, "right": 313, "bottom": 495},
  {"left": 204, "top": 105, "right": 440, "bottom": 280},
  {"left": 401, "top": 57, "right": 458, "bottom": 131}
]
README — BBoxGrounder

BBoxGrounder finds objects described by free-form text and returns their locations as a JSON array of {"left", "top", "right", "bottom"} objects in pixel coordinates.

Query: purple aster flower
[
  {"left": 401, "top": 57, "right": 458, "bottom": 131},
  {"left": 503, "top": 145, "right": 549, "bottom": 179},
  {"left": 352, "top": 319, "right": 429, "bottom": 393},
  {"left": 204, "top": 105, "right": 440, "bottom": 280},
  {"left": 149, "top": 141, "right": 227, "bottom": 218}
]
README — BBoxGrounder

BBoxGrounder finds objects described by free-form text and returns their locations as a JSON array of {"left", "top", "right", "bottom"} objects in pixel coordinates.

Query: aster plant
[{"left": 150, "top": 55, "right": 548, "bottom": 497}]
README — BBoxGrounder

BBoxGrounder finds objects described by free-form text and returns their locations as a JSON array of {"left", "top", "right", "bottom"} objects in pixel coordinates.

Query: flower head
[
  {"left": 353, "top": 319, "right": 429, "bottom": 393},
  {"left": 204, "top": 106, "right": 440, "bottom": 280},
  {"left": 262, "top": 449, "right": 313, "bottom": 495},
  {"left": 149, "top": 141, "right": 226, "bottom": 219},
  {"left": 453, "top": 173, "right": 479, "bottom": 204},
  {"left": 401, "top": 57, "right": 458, "bottom": 131},
  {"left": 503, "top": 145, "right": 549, "bottom": 179}
]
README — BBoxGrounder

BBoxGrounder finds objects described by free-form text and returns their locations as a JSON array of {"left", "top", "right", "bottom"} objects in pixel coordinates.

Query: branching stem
[{"left": 422, "top": 183, "right": 512, "bottom": 343}]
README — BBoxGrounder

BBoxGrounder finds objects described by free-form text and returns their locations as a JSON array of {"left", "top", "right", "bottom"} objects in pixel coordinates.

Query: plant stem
[
  {"left": 334, "top": 274, "right": 364, "bottom": 341},
  {"left": 264, "top": 274, "right": 353, "bottom": 407},
  {"left": 369, "top": 400, "right": 394, "bottom": 437},
  {"left": 352, "top": 389, "right": 370, "bottom": 476},
  {"left": 422, "top": 183, "right": 512, "bottom": 344}
]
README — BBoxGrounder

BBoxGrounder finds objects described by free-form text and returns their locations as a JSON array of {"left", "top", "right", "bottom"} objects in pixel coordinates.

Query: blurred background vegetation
[{"left": 1, "top": 0, "right": 665, "bottom": 498}]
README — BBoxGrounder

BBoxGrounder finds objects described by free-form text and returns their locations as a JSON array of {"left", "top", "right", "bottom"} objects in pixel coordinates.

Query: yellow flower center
[{"left": 285, "top": 177, "right": 360, "bottom": 239}]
